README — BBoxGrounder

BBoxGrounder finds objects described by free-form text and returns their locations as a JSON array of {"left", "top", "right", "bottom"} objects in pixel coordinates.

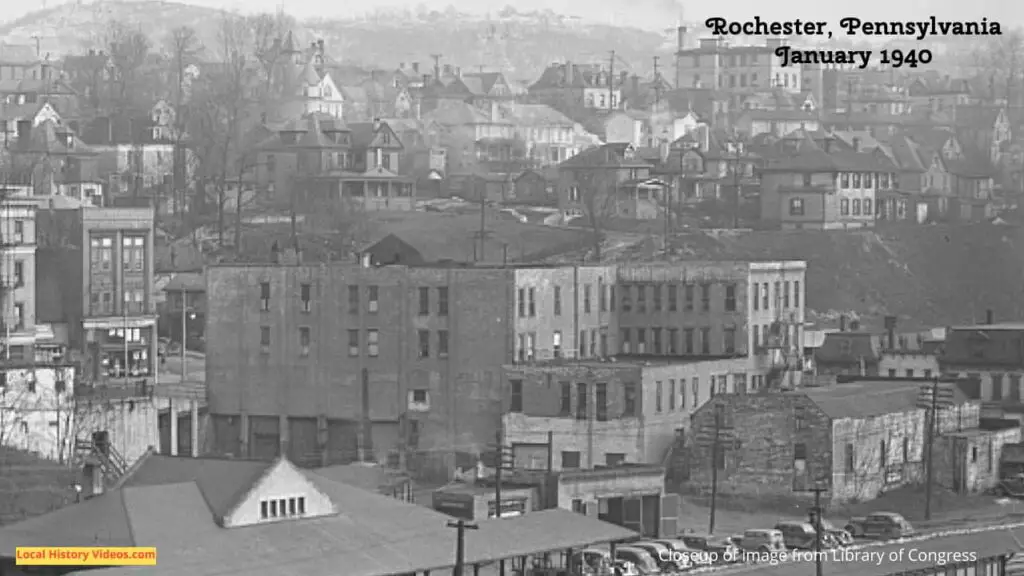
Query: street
[{"left": 158, "top": 351, "right": 205, "bottom": 382}]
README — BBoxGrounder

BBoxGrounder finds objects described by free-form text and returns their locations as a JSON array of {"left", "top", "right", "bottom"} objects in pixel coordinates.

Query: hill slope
[
  {"left": 622, "top": 225, "right": 1024, "bottom": 329},
  {"left": 0, "top": 1, "right": 669, "bottom": 78}
]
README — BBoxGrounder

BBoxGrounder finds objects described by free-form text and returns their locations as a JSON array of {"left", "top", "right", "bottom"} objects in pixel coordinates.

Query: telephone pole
[
  {"left": 652, "top": 56, "right": 661, "bottom": 110},
  {"left": 446, "top": 519, "right": 478, "bottom": 576},
  {"left": 608, "top": 50, "right": 616, "bottom": 111},
  {"left": 709, "top": 403, "right": 724, "bottom": 534},
  {"left": 808, "top": 485, "right": 828, "bottom": 576},
  {"left": 924, "top": 376, "right": 940, "bottom": 520}
]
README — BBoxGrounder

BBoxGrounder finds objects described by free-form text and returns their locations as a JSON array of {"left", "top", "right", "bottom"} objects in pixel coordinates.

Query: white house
[{"left": 0, "top": 365, "right": 76, "bottom": 461}]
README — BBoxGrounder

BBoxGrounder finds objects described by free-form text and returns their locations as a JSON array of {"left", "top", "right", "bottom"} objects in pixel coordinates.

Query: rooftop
[
  {"left": 508, "top": 353, "right": 747, "bottom": 370},
  {"left": 951, "top": 322, "right": 1024, "bottom": 331},
  {"left": 800, "top": 379, "right": 969, "bottom": 420}
]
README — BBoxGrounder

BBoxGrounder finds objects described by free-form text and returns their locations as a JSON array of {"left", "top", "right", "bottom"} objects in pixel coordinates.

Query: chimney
[
  {"left": 677, "top": 26, "right": 687, "bottom": 51},
  {"left": 631, "top": 74, "right": 639, "bottom": 96},
  {"left": 884, "top": 315, "right": 897, "bottom": 350},
  {"left": 564, "top": 61, "right": 574, "bottom": 85},
  {"left": 16, "top": 120, "right": 30, "bottom": 142},
  {"left": 443, "top": 63, "right": 452, "bottom": 76},
  {"left": 839, "top": 314, "right": 847, "bottom": 332},
  {"left": 659, "top": 139, "right": 670, "bottom": 163},
  {"left": 317, "top": 39, "right": 324, "bottom": 52},
  {"left": 850, "top": 319, "right": 860, "bottom": 331},
  {"left": 455, "top": 66, "right": 462, "bottom": 78},
  {"left": 851, "top": 137, "right": 860, "bottom": 152},
  {"left": 412, "top": 62, "right": 420, "bottom": 74},
  {"left": 823, "top": 137, "right": 833, "bottom": 153},
  {"left": 987, "top": 309, "right": 994, "bottom": 324},
  {"left": 372, "top": 117, "right": 382, "bottom": 131},
  {"left": 400, "top": 62, "right": 406, "bottom": 69}
]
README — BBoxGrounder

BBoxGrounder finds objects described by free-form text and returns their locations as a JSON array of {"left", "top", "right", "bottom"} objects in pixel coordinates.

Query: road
[{"left": 158, "top": 352, "right": 205, "bottom": 383}]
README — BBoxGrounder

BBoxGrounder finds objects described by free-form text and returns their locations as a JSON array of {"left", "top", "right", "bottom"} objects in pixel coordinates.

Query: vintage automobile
[
  {"left": 775, "top": 521, "right": 826, "bottom": 550},
  {"left": 629, "top": 541, "right": 690, "bottom": 573},
  {"left": 736, "top": 529, "right": 787, "bottom": 554},
  {"left": 818, "top": 520, "right": 855, "bottom": 546},
  {"left": 845, "top": 512, "right": 915, "bottom": 540},
  {"left": 612, "top": 546, "right": 662, "bottom": 575},
  {"left": 664, "top": 534, "right": 741, "bottom": 564}
]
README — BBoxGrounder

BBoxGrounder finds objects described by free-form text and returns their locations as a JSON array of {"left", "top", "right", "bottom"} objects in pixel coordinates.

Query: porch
[{"left": 305, "top": 175, "right": 416, "bottom": 211}]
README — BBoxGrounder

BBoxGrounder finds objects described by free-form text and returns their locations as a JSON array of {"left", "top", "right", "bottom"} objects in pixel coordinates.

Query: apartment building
[
  {"left": 674, "top": 33, "right": 805, "bottom": 94},
  {"left": 940, "top": 319, "right": 1024, "bottom": 418},
  {"left": 0, "top": 193, "right": 39, "bottom": 359},
  {"left": 35, "top": 207, "right": 158, "bottom": 384}
]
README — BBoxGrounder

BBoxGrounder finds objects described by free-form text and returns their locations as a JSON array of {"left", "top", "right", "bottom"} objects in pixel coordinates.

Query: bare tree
[
  {"left": 246, "top": 12, "right": 295, "bottom": 100},
  {"left": 573, "top": 169, "right": 619, "bottom": 261},
  {"left": 103, "top": 20, "right": 152, "bottom": 114},
  {"left": 163, "top": 26, "right": 204, "bottom": 227}
]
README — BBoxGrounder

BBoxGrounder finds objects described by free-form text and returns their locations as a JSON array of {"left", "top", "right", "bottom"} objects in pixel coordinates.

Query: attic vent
[{"left": 259, "top": 496, "right": 306, "bottom": 521}]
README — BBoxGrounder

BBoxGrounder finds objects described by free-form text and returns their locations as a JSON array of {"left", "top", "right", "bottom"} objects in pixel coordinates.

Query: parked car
[
  {"left": 630, "top": 541, "right": 690, "bottom": 572},
  {"left": 737, "top": 529, "right": 787, "bottom": 555},
  {"left": 612, "top": 560, "right": 641, "bottom": 576},
  {"left": 613, "top": 546, "right": 661, "bottom": 575},
  {"left": 845, "top": 512, "right": 915, "bottom": 540},
  {"left": 775, "top": 521, "right": 824, "bottom": 550},
  {"left": 818, "top": 520, "right": 854, "bottom": 547},
  {"left": 669, "top": 534, "right": 741, "bottom": 564},
  {"left": 571, "top": 548, "right": 615, "bottom": 575}
]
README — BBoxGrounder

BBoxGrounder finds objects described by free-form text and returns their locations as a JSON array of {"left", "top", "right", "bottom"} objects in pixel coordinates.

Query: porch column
[
  {"left": 190, "top": 399, "right": 200, "bottom": 457},
  {"left": 169, "top": 398, "right": 178, "bottom": 456}
]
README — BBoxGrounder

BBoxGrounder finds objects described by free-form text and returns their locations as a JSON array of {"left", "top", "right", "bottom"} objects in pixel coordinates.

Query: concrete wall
[
  {"left": 880, "top": 353, "right": 940, "bottom": 378},
  {"left": 830, "top": 411, "right": 926, "bottom": 503},
  {"left": 935, "top": 427, "right": 1021, "bottom": 494},
  {"left": 74, "top": 396, "right": 160, "bottom": 467},
  {"left": 556, "top": 468, "right": 665, "bottom": 509}
]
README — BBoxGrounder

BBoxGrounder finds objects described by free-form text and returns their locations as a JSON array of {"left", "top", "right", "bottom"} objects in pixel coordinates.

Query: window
[
  {"left": 553, "top": 331, "right": 563, "bottom": 358},
  {"left": 599, "top": 284, "right": 607, "bottom": 311},
  {"left": 509, "top": 379, "right": 523, "bottom": 412},
  {"left": 789, "top": 197, "right": 805, "bottom": 216},
  {"left": 752, "top": 282, "right": 759, "bottom": 311},
  {"left": 668, "top": 285, "right": 678, "bottom": 311},
  {"left": 794, "top": 281, "right": 800, "bottom": 309},
  {"left": 437, "top": 287, "right": 449, "bottom": 316},
  {"left": 684, "top": 328, "right": 694, "bottom": 354},
  {"left": 348, "top": 330, "right": 359, "bottom": 356},
  {"left": 700, "top": 327, "right": 711, "bottom": 354},
  {"left": 367, "top": 285, "right": 379, "bottom": 313},
  {"left": 359, "top": 329, "right": 376, "bottom": 357},
  {"left": 700, "top": 284, "right": 710, "bottom": 311},
  {"left": 668, "top": 379, "right": 676, "bottom": 410},
  {"left": 845, "top": 443, "right": 855, "bottom": 474},
  {"left": 578, "top": 330, "right": 586, "bottom": 358},
  {"left": 852, "top": 173, "right": 861, "bottom": 188},
  {"left": 652, "top": 328, "right": 662, "bottom": 354},
  {"left": 655, "top": 381, "right": 663, "bottom": 413},
  {"left": 623, "top": 382, "right": 636, "bottom": 416},
  {"left": 13, "top": 261, "right": 23, "bottom": 288},
  {"left": 517, "top": 288, "right": 526, "bottom": 317},
  {"left": 348, "top": 286, "right": 359, "bottom": 314},
  {"left": 260, "top": 326, "right": 271, "bottom": 353},
  {"left": 621, "top": 285, "right": 632, "bottom": 312},
  {"left": 575, "top": 383, "right": 588, "bottom": 420},
  {"left": 562, "top": 451, "right": 581, "bottom": 469},
  {"left": 863, "top": 198, "right": 872, "bottom": 215},
  {"left": 418, "top": 330, "right": 430, "bottom": 358},
  {"left": 554, "top": 286, "right": 562, "bottom": 316},
  {"left": 437, "top": 330, "right": 449, "bottom": 358},
  {"left": 783, "top": 281, "right": 791, "bottom": 309},
  {"left": 300, "top": 283, "right": 312, "bottom": 312},
  {"left": 724, "top": 284, "right": 736, "bottom": 311},
  {"left": 724, "top": 327, "right": 736, "bottom": 354},
  {"left": 299, "top": 327, "right": 311, "bottom": 356},
  {"left": 260, "top": 282, "right": 271, "bottom": 311},
  {"left": 924, "top": 369, "right": 933, "bottom": 379},
  {"left": 762, "top": 282, "right": 769, "bottom": 310},
  {"left": 609, "top": 286, "right": 616, "bottom": 311},
  {"left": 636, "top": 329, "right": 647, "bottom": 353},
  {"left": 595, "top": 383, "right": 608, "bottom": 421},
  {"left": 418, "top": 287, "right": 429, "bottom": 316},
  {"left": 888, "top": 368, "right": 897, "bottom": 377},
  {"left": 852, "top": 198, "right": 861, "bottom": 215},
  {"left": 528, "top": 288, "right": 536, "bottom": 316},
  {"left": 583, "top": 285, "right": 591, "bottom": 313},
  {"left": 13, "top": 220, "right": 24, "bottom": 244},
  {"left": 709, "top": 375, "right": 716, "bottom": 398},
  {"left": 684, "top": 284, "right": 694, "bottom": 311},
  {"left": 560, "top": 381, "right": 572, "bottom": 415},
  {"left": 605, "top": 453, "right": 625, "bottom": 466},
  {"left": 589, "top": 330, "right": 597, "bottom": 357},
  {"left": 13, "top": 303, "right": 23, "bottom": 330},
  {"left": 668, "top": 328, "right": 679, "bottom": 354},
  {"left": 840, "top": 198, "right": 850, "bottom": 216},
  {"left": 906, "top": 369, "right": 915, "bottom": 378}
]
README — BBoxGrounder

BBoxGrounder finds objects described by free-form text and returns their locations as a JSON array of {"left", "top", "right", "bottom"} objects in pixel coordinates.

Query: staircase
[{"left": 76, "top": 436, "right": 129, "bottom": 487}]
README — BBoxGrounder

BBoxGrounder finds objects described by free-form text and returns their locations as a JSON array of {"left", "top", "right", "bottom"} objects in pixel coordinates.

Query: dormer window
[{"left": 259, "top": 496, "right": 307, "bottom": 521}]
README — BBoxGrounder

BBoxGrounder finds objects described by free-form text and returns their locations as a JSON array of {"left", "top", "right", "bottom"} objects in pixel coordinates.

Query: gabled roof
[
  {"left": 461, "top": 72, "right": 507, "bottom": 95},
  {"left": 15, "top": 119, "right": 95, "bottom": 156},
  {"left": 529, "top": 62, "right": 626, "bottom": 91},
  {"left": 348, "top": 121, "right": 403, "bottom": 150},
  {"left": 500, "top": 103, "right": 573, "bottom": 127},
  {"left": 814, "top": 331, "right": 880, "bottom": 364},
  {"left": 422, "top": 100, "right": 494, "bottom": 125},
  {"left": 955, "top": 104, "right": 1003, "bottom": 129},
  {"left": 558, "top": 142, "right": 651, "bottom": 170},
  {"left": 886, "top": 134, "right": 927, "bottom": 173},
  {"left": 762, "top": 133, "right": 894, "bottom": 173}
]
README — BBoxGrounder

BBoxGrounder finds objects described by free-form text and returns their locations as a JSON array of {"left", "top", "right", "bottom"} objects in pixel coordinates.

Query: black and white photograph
[{"left": 0, "top": 0, "right": 1022, "bottom": 574}]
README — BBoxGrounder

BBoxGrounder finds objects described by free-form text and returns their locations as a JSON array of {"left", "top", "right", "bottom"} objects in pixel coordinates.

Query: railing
[{"left": 76, "top": 438, "right": 129, "bottom": 486}]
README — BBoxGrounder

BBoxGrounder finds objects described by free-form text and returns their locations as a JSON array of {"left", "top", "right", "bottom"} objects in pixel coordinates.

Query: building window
[
  {"left": 527, "top": 288, "right": 536, "bottom": 316},
  {"left": 348, "top": 286, "right": 359, "bottom": 314},
  {"left": 578, "top": 330, "right": 587, "bottom": 358},
  {"left": 668, "top": 379, "right": 676, "bottom": 410},
  {"left": 864, "top": 198, "right": 872, "bottom": 214},
  {"left": 668, "top": 328, "right": 679, "bottom": 354},
  {"left": 13, "top": 261, "right": 23, "bottom": 288},
  {"left": 655, "top": 381, "right": 663, "bottom": 413},
  {"left": 700, "top": 284, "right": 710, "bottom": 311},
  {"left": 367, "top": 329, "right": 379, "bottom": 357},
  {"left": 595, "top": 382, "right": 608, "bottom": 421},
  {"left": 560, "top": 381, "right": 571, "bottom": 415},
  {"left": 575, "top": 382, "right": 587, "bottom": 420},
  {"left": 418, "top": 287, "right": 429, "bottom": 316},
  {"left": 605, "top": 453, "right": 625, "bottom": 466},
  {"left": 300, "top": 283, "right": 312, "bottom": 313},
  {"left": 789, "top": 197, "right": 805, "bottom": 216},
  {"left": 652, "top": 285, "right": 662, "bottom": 312},
  {"left": 552, "top": 331, "right": 563, "bottom": 358},
  {"left": 623, "top": 382, "right": 636, "bottom": 416},
  {"left": 562, "top": 451, "right": 581, "bottom": 469},
  {"left": 852, "top": 198, "right": 862, "bottom": 215},
  {"left": 509, "top": 379, "right": 523, "bottom": 412},
  {"left": 553, "top": 286, "right": 562, "bottom": 316},
  {"left": 418, "top": 330, "right": 430, "bottom": 358},
  {"left": 259, "top": 282, "right": 270, "bottom": 311},
  {"left": 260, "top": 326, "right": 271, "bottom": 353},
  {"left": 437, "top": 330, "right": 449, "bottom": 358},
  {"left": 752, "top": 282, "right": 759, "bottom": 311},
  {"left": 668, "top": 285, "right": 677, "bottom": 311},
  {"left": 795, "top": 407, "right": 807, "bottom": 429},
  {"left": 583, "top": 285, "right": 591, "bottom": 313},
  {"left": 794, "top": 281, "right": 800, "bottom": 309},
  {"left": 299, "top": 327, "right": 310, "bottom": 356},
  {"left": 840, "top": 198, "right": 850, "bottom": 216},
  {"left": 517, "top": 288, "right": 526, "bottom": 317},
  {"left": 700, "top": 327, "right": 711, "bottom": 354},
  {"left": 599, "top": 284, "right": 607, "bottom": 311},
  {"left": 621, "top": 285, "right": 632, "bottom": 312},
  {"left": 348, "top": 330, "right": 359, "bottom": 356},
  {"left": 762, "top": 283, "right": 769, "bottom": 309},
  {"left": 852, "top": 173, "right": 861, "bottom": 188},
  {"left": 609, "top": 286, "right": 616, "bottom": 311},
  {"left": 636, "top": 329, "right": 647, "bottom": 354},
  {"left": 636, "top": 285, "right": 646, "bottom": 312},
  {"left": 845, "top": 443, "right": 855, "bottom": 474},
  {"left": 724, "top": 284, "right": 736, "bottom": 311},
  {"left": 436, "top": 287, "right": 449, "bottom": 316},
  {"left": 367, "top": 286, "right": 379, "bottom": 313},
  {"left": 783, "top": 281, "right": 791, "bottom": 309},
  {"left": 724, "top": 327, "right": 736, "bottom": 354},
  {"left": 684, "top": 328, "right": 694, "bottom": 354}
]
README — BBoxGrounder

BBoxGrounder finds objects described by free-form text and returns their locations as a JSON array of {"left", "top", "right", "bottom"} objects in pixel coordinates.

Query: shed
[{"left": 360, "top": 233, "right": 426, "bottom": 266}]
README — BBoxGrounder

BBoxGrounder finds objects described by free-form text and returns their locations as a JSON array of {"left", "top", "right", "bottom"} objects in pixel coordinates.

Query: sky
[{"left": 0, "top": 0, "right": 1019, "bottom": 32}]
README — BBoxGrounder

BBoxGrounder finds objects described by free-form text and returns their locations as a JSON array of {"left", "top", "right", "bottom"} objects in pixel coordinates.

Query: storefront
[
  {"left": 431, "top": 484, "right": 537, "bottom": 521},
  {"left": 557, "top": 465, "right": 678, "bottom": 538}
]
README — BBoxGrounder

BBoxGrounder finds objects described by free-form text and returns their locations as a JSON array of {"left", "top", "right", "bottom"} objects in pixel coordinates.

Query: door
[
  {"left": 660, "top": 493, "right": 679, "bottom": 538},
  {"left": 623, "top": 496, "right": 643, "bottom": 533},
  {"left": 641, "top": 494, "right": 660, "bottom": 537}
]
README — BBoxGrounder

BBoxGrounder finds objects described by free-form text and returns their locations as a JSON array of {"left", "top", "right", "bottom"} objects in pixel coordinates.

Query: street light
[{"left": 179, "top": 298, "right": 197, "bottom": 384}]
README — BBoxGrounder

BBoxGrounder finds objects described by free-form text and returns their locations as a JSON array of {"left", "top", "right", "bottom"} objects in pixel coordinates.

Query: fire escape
[
  {"left": 76, "top": 431, "right": 129, "bottom": 487},
  {"left": 763, "top": 271, "right": 803, "bottom": 390}
]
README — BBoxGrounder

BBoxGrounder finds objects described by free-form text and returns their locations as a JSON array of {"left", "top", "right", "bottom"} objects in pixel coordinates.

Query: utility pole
[
  {"left": 709, "top": 403, "right": 723, "bottom": 534},
  {"left": 924, "top": 376, "right": 940, "bottom": 521},
  {"left": 808, "top": 485, "right": 828, "bottom": 576},
  {"left": 608, "top": 50, "right": 616, "bottom": 111},
  {"left": 494, "top": 426, "right": 503, "bottom": 520},
  {"left": 446, "top": 519, "right": 478, "bottom": 576},
  {"left": 652, "top": 56, "right": 661, "bottom": 111},
  {"left": 477, "top": 190, "right": 486, "bottom": 262},
  {"left": 730, "top": 139, "right": 743, "bottom": 229}
]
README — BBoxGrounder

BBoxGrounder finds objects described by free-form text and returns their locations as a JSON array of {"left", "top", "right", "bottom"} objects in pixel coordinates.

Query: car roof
[{"left": 868, "top": 511, "right": 902, "bottom": 517}]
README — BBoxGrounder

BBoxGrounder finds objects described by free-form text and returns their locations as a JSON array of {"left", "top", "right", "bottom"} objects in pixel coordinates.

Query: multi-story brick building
[
  {"left": 940, "top": 319, "right": 1024, "bottom": 419},
  {"left": 0, "top": 192, "right": 39, "bottom": 359},
  {"left": 688, "top": 380, "right": 979, "bottom": 504},
  {"left": 35, "top": 207, "right": 157, "bottom": 385}
]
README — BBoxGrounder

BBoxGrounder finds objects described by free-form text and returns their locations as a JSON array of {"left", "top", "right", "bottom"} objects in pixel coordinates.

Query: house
[
  {"left": 644, "top": 127, "right": 760, "bottom": 205},
  {"left": 257, "top": 114, "right": 415, "bottom": 212},
  {"left": 0, "top": 452, "right": 637, "bottom": 575},
  {"left": 940, "top": 319, "right": 1024, "bottom": 419},
  {"left": 0, "top": 365, "right": 77, "bottom": 461},
  {"left": 0, "top": 61, "right": 80, "bottom": 121},
  {"left": 338, "top": 79, "right": 413, "bottom": 121},
  {"left": 10, "top": 118, "right": 103, "bottom": 202},
  {"left": 813, "top": 326, "right": 882, "bottom": 377},
  {"left": 502, "top": 103, "right": 580, "bottom": 166},
  {"left": 528, "top": 62, "right": 625, "bottom": 116},
  {"left": 848, "top": 84, "right": 910, "bottom": 116},
  {"left": 620, "top": 73, "right": 674, "bottom": 109},
  {"left": 264, "top": 33, "right": 344, "bottom": 122},
  {"left": 736, "top": 109, "right": 820, "bottom": 138},
  {"left": 907, "top": 74, "right": 972, "bottom": 116},
  {"left": 688, "top": 379, "right": 981, "bottom": 504},
  {"left": 758, "top": 133, "right": 899, "bottom": 229},
  {"left": 161, "top": 272, "right": 206, "bottom": 345},
  {"left": 359, "top": 233, "right": 427, "bottom": 266},
  {"left": 422, "top": 100, "right": 518, "bottom": 175},
  {"left": 511, "top": 169, "right": 557, "bottom": 206},
  {"left": 556, "top": 143, "right": 667, "bottom": 220}
]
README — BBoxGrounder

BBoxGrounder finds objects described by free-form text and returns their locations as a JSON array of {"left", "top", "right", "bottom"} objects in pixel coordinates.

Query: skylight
[{"left": 259, "top": 496, "right": 306, "bottom": 521}]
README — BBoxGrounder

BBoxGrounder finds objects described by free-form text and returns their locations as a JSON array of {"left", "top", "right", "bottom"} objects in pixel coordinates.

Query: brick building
[
  {"left": 688, "top": 380, "right": 979, "bottom": 504},
  {"left": 36, "top": 206, "right": 157, "bottom": 384},
  {"left": 940, "top": 320, "right": 1024, "bottom": 418},
  {"left": 503, "top": 356, "right": 752, "bottom": 471}
]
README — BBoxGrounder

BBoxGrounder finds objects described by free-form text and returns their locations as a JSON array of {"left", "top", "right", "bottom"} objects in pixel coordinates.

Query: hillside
[
  {"left": 0, "top": 1, "right": 669, "bottom": 79},
  {"left": 622, "top": 225, "right": 1024, "bottom": 330}
]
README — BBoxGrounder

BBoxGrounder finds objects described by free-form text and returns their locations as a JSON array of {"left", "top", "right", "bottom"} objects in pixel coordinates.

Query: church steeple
[{"left": 281, "top": 31, "right": 301, "bottom": 64}]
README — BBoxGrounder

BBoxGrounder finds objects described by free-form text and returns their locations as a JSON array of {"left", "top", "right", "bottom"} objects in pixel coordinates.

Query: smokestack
[
  {"left": 987, "top": 309, "right": 994, "bottom": 324},
  {"left": 412, "top": 62, "right": 419, "bottom": 74},
  {"left": 677, "top": 26, "right": 687, "bottom": 51},
  {"left": 823, "top": 137, "right": 833, "bottom": 153},
  {"left": 360, "top": 367, "right": 373, "bottom": 461},
  {"left": 564, "top": 61, "right": 574, "bottom": 85},
  {"left": 839, "top": 314, "right": 847, "bottom": 332},
  {"left": 851, "top": 137, "right": 860, "bottom": 152},
  {"left": 884, "top": 315, "right": 897, "bottom": 350}
]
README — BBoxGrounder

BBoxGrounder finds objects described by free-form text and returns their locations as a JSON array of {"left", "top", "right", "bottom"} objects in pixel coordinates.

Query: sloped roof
[
  {"left": 887, "top": 133, "right": 927, "bottom": 173},
  {"left": 348, "top": 121, "right": 403, "bottom": 149},
  {"left": 501, "top": 103, "right": 574, "bottom": 127},
  {"left": 802, "top": 379, "right": 971, "bottom": 420},
  {"left": 955, "top": 104, "right": 1002, "bottom": 129},
  {"left": 422, "top": 100, "right": 492, "bottom": 125},
  {"left": 762, "top": 133, "right": 893, "bottom": 173},
  {"left": 558, "top": 143, "right": 652, "bottom": 169},
  {"left": 15, "top": 118, "right": 95, "bottom": 156},
  {"left": 461, "top": 72, "right": 506, "bottom": 95},
  {"left": 814, "top": 331, "right": 881, "bottom": 363}
]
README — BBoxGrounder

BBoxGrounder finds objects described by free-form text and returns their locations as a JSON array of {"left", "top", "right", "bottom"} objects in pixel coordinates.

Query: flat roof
[
  {"left": 952, "top": 322, "right": 1024, "bottom": 331},
  {"left": 506, "top": 354, "right": 747, "bottom": 370}
]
